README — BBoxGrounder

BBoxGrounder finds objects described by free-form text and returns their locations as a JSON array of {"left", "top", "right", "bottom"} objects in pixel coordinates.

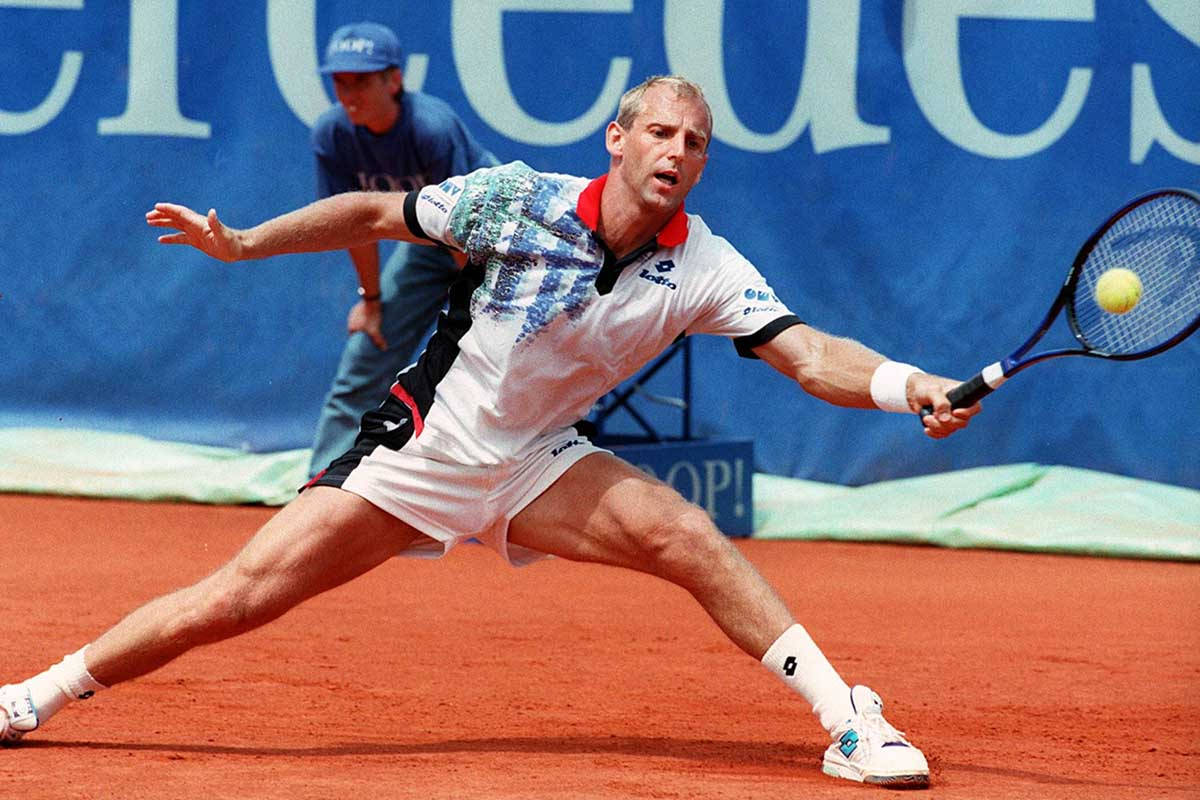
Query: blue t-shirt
[{"left": 311, "top": 91, "right": 497, "bottom": 198}]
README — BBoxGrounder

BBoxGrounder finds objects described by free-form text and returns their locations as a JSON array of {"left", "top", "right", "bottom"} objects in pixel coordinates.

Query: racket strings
[{"left": 1072, "top": 193, "right": 1200, "bottom": 355}]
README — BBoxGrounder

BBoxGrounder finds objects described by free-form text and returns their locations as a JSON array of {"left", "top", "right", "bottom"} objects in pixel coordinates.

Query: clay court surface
[{"left": 2, "top": 494, "right": 1197, "bottom": 799}]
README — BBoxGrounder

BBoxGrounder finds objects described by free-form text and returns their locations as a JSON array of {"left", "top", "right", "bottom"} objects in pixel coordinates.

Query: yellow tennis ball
[{"left": 1094, "top": 268, "right": 1143, "bottom": 314}]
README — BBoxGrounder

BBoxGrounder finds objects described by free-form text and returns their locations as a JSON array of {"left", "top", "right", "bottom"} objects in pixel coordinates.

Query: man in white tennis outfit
[{"left": 1, "top": 76, "right": 978, "bottom": 787}]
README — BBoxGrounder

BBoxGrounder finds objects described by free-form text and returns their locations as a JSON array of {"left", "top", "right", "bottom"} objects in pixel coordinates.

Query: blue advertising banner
[{"left": 1, "top": 1, "right": 1197, "bottom": 487}]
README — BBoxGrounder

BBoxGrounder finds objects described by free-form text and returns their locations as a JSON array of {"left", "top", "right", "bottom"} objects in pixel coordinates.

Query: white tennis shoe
[
  {"left": 0, "top": 684, "right": 38, "bottom": 745},
  {"left": 821, "top": 685, "right": 930, "bottom": 787}
]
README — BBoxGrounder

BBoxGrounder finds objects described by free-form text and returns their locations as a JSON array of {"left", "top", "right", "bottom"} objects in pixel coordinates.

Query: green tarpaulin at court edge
[
  {"left": 1, "top": 429, "right": 1196, "bottom": 561},
  {"left": 0, "top": 428, "right": 308, "bottom": 508},
  {"left": 754, "top": 463, "right": 1200, "bottom": 561}
]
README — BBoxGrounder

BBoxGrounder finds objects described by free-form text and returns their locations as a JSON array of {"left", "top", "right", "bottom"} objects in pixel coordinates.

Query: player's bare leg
[
  {"left": 510, "top": 452, "right": 797, "bottom": 655},
  {"left": 85, "top": 487, "right": 425, "bottom": 685},
  {"left": 2, "top": 486, "right": 428, "bottom": 741},
  {"left": 508, "top": 452, "right": 930, "bottom": 787}
]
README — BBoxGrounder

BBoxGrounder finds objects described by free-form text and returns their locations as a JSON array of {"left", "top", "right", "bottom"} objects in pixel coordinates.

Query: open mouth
[{"left": 655, "top": 172, "right": 679, "bottom": 186}]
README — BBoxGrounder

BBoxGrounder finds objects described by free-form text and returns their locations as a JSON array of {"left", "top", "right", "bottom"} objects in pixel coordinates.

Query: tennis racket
[{"left": 922, "top": 187, "right": 1200, "bottom": 417}]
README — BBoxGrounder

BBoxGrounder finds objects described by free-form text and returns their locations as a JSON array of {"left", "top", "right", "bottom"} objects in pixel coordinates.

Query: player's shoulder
[
  {"left": 677, "top": 213, "right": 743, "bottom": 265},
  {"left": 443, "top": 163, "right": 586, "bottom": 234},
  {"left": 667, "top": 212, "right": 769, "bottom": 297},
  {"left": 462, "top": 161, "right": 582, "bottom": 191}
]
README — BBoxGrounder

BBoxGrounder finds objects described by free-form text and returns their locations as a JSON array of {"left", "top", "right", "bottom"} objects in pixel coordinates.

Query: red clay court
[{"left": 2, "top": 493, "right": 1196, "bottom": 799}]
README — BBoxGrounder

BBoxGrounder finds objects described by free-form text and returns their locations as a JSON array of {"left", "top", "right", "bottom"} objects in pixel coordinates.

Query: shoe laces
[{"left": 858, "top": 704, "right": 908, "bottom": 745}]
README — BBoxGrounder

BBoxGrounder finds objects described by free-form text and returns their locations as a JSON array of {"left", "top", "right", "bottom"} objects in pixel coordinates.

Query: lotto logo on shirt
[
  {"left": 437, "top": 179, "right": 462, "bottom": 197},
  {"left": 639, "top": 268, "right": 678, "bottom": 290},
  {"left": 420, "top": 195, "right": 450, "bottom": 215}
]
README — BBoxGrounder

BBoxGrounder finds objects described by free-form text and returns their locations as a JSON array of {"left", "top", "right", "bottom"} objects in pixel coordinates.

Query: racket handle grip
[{"left": 919, "top": 372, "right": 994, "bottom": 418}]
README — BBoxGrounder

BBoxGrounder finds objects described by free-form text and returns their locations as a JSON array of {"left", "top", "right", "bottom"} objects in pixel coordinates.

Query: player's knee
[{"left": 637, "top": 503, "right": 725, "bottom": 584}]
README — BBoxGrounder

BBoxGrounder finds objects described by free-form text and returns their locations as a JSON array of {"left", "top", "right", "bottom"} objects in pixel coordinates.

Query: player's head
[
  {"left": 606, "top": 75, "right": 712, "bottom": 215},
  {"left": 321, "top": 22, "right": 404, "bottom": 132},
  {"left": 615, "top": 76, "right": 713, "bottom": 147}
]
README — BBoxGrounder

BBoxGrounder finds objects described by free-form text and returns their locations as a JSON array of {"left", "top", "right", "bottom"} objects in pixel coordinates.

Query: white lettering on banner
[
  {"left": 0, "top": 0, "right": 83, "bottom": 135},
  {"left": 1, "top": 0, "right": 1194, "bottom": 164},
  {"left": 665, "top": 460, "right": 703, "bottom": 507},
  {"left": 97, "top": 0, "right": 210, "bottom": 137},
  {"left": 902, "top": 0, "right": 1094, "bottom": 160},
  {"left": 451, "top": 0, "right": 632, "bottom": 146},
  {"left": 663, "top": 0, "right": 890, "bottom": 154},
  {"left": 703, "top": 459, "right": 732, "bottom": 517},
  {"left": 266, "top": 0, "right": 428, "bottom": 128},
  {"left": 1131, "top": 0, "right": 1200, "bottom": 164},
  {"left": 1131, "top": 66, "right": 1200, "bottom": 164}
]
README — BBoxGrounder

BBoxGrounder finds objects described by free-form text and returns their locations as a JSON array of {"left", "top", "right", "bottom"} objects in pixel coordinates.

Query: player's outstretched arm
[
  {"left": 145, "top": 192, "right": 417, "bottom": 262},
  {"left": 752, "top": 323, "right": 978, "bottom": 439}
]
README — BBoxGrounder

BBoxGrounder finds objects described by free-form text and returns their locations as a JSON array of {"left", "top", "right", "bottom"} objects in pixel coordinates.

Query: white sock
[
  {"left": 761, "top": 624, "right": 853, "bottom": 733},
  {"left": 23, "top": 646, "right": 107, "bottom": 724}
]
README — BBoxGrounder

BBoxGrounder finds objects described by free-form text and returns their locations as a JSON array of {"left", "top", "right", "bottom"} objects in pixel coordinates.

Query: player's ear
[{"left": 605, "top": 121, "right": 625, "bottom": 159}]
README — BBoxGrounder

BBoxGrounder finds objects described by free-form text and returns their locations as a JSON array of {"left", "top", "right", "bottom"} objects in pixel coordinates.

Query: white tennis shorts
[{"left": 311, "top": 428, "right": 606, "bottom": 566}]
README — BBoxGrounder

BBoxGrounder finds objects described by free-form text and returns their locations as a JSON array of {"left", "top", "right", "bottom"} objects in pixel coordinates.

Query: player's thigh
[
  {"left": 215, "top": 486, "right": 427, "bottom": 613},
  {"left": 508, "top": 452, "right": 716, "bottom": 572}
]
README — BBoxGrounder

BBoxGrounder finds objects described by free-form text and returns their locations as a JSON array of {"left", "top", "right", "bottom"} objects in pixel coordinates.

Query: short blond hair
[{"left": 616, "top": 75, "right": 713, "bottom": 146}]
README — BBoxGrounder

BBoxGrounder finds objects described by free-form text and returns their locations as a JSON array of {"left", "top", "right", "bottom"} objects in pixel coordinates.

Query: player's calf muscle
[
  {"left": 180, "top": 577, "right": 272, "bottom": 644},
  {"left": 155, "top": 571, "right": 278, "bottom": 648}
]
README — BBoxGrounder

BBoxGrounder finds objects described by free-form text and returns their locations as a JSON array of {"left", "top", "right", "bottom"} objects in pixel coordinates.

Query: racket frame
[{"left": 939, "top": 187, "right": 1200, "bottom": 410}]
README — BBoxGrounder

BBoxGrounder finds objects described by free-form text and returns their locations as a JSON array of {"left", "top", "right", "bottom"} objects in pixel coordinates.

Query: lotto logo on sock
[{"left": 782, "top": 656, "right": 798, "bottom": 676}]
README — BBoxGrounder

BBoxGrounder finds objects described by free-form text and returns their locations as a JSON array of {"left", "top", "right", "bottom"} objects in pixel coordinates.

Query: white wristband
[{"left": 870, "top": 361, "right": 923, "bottom": 413}]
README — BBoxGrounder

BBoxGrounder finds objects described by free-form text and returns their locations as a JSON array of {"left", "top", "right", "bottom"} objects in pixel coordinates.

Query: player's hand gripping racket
[{"left": 923, "top": 188, "right": 1200, "bottom": 417}]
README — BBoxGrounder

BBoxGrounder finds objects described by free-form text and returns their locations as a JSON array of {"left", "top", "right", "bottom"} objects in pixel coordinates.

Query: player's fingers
[
  {"left": 926, "top": 409, "right": 975, "bottom": 440},
  {"left": 954, "top": 402, "right": 981, "bottom": 419},
  {"left": 150, "top": 202, "right": 200, "bottom": 224},
  {"left": 146, "top": 208, "right": 180, "bottom": 224},
  {"left": 157, "top": 233, "right": 191, "bottom": 245},
  {"left": 926, "top": 396, "right": 954, "bottom": 424},
  {"left": 145, "top": 214, "right": 188, "bottom": 231},
  {"left": 148, "top": 203, "right": 206, "bottom": 231},
  {"left": 922, "top": 417, "right": 956, "bottom": 439}
]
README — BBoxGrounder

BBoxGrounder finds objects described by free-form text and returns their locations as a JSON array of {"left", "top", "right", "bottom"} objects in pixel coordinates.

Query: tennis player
[{"left": 2, "top": 76, "right": 978, "bottom": 787}]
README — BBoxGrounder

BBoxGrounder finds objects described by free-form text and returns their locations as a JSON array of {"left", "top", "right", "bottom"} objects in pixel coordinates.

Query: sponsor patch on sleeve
[
  {"left": 738, "top": 283, "right": 787, "bottom": 317},
  {"left": 415, "top": 175, "right": 466, "bottom": 245}
]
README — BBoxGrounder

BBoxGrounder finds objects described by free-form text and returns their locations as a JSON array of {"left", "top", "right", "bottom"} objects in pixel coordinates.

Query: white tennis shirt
[{"left": 365, "top": 161, "right": 800, "bottom": 466}]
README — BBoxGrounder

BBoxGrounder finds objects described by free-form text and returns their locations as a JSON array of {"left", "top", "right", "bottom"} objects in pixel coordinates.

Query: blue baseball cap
[{"left": 320, "top": 22, "right": 402, "bottom": 74}]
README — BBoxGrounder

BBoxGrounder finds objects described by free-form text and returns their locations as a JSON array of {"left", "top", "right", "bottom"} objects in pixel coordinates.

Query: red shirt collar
[{"left": 576, "top": 174, "right": 690, "bottom": 249}]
